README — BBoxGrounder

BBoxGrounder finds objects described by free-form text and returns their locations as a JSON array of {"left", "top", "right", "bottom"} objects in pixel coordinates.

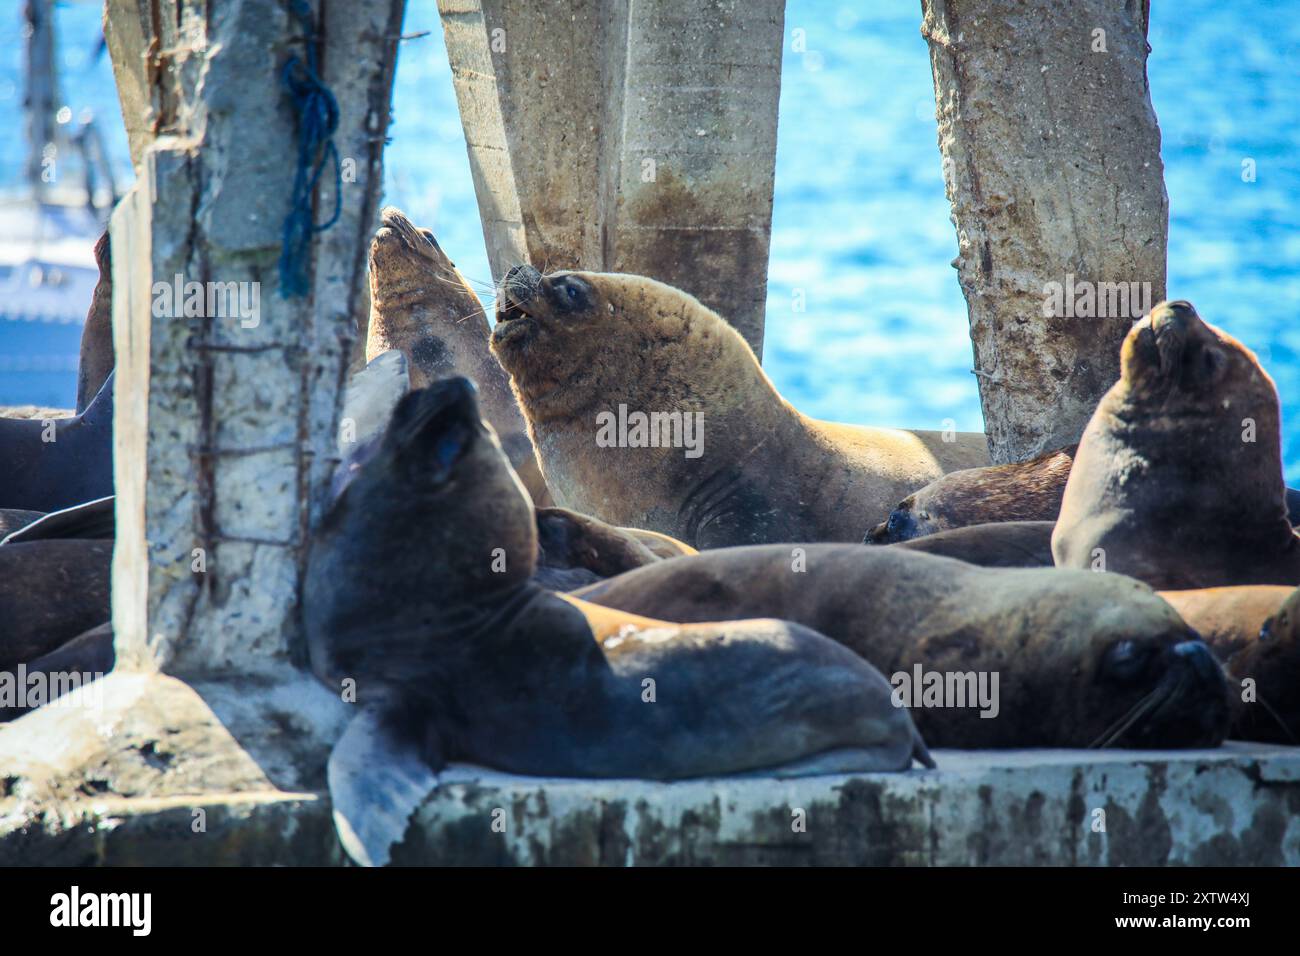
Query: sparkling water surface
[{"left": 1, "top": 0, "right": 1296, "bottom": 480}]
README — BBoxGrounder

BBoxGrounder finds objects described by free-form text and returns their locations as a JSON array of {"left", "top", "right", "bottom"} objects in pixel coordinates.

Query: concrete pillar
[
  {"left": 105, "top": 0, "right": 405, "bottom": 675},
  {"left": 438, "top": 0, "right": 784, "bottom": 357},
  {"left": 922, "top": 0, "right": 1168, "bottom": 463}
]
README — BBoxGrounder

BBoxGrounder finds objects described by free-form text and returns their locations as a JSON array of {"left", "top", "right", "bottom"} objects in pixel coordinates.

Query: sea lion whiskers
[{"left": 1087, "top": 674, "right": 1182, "bottom": 749}]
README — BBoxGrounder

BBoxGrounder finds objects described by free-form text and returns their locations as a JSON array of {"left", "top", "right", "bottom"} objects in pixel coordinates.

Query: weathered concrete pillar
[
  {"left": 922, "top": 0, "right": 1168, "bottom": 462},
  {"left": 105, "top": 0, "right": 405, "bottom": 675},
  {"left": 439, "top": 0, "right": 784, "bottom": 357}
]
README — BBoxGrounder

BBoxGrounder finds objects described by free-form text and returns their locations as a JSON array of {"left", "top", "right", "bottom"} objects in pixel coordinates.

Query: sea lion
[
  {"left": 867, "top": 445, "right": 1076, "bottom": 543},
  {"left": 534, "top": 506, "right": 665, "bottom": 591},
  {"left": 1157, "top": 587, "right": 1291, "bottom": 661},
  {"left": 305, "top": 377, "right": 930, "bottom": 787},
  {"left": 0, "top": 371, "right": 114, "bottom": 512},
  {"left": 0, "top": 509, "right": 45, "bottom": 538},
  {"left": 889, "top": 520, "right": 1056, "bottom": 568},
  {"left": 331, "top": 349, "right": 411, "bottom": 501},
  {"left": 75, "top": 230, "right": 114, "bottom": 413},
  {"left": 1053, "top": 301, "right": 1300, "bottom": 589},
  {"left": 0, "top": 495, "right": 115, "bottom": 545},
  {"left": 366, "top": 207, "right": 551, "bottom": 506},
  {"left": 1159, "top": 586, "right": 1300, "bottom": 743},
  {"left": 488, "top": 266, "right": 990, "bottom": 548},
  {"left": 574, "top": 546, "right": 1229, "bottom": 749},
  {"left": 1236, "top": 588, "right": 1300, "bottom": 742},
  {"left": 0, "top": 622, "right": 114, "bottom": 723},
  {"left": 0, "top": 540, "right": 112, "bottom": 670}
]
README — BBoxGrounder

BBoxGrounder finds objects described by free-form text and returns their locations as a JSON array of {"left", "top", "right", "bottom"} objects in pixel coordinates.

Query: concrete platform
[
  {"left": 391, "top": 744, "right": 1300, "bottom": 866},
  {"left": 2, "top": 671, "right": 1296, "bottom": 866}
]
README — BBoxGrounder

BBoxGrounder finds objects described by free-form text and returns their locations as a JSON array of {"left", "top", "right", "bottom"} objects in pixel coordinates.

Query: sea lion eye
[
  {"left": 1103, "top": 639, "right": 1153, "bottom": 681},
  {"left": 566, "top": 285, "right": 579, "bottom": 301}
]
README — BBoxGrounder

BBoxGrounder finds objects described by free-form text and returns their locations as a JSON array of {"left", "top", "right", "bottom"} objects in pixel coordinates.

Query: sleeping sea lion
[
  {"left": 574, "top": 546, "right": 1229, "bottom": 749},
  {"left": 1053, "top": 301, "right": 1300, "bottom": 589},
  {"left": 305, "top": 377, "right": 931, "bottom": 784},
  {"left": 488, "top": 266, "right": 989, "bottom": 548},
  {"left": 887, "top": 520, "right": 1056, "bottom": 568},
  {"left": 366, "top": 207, "right": 551, "bottom": 506},
  {"left": 0, "top": 371, "right": 114, "bottom": 512},
  {"left": 1156, "top": 586, "right": 1300, "bottom": 743},
  {"left": 0, "top": 540, "right": 112, "bottom": 670},
  {"left": 867, "top": 445, "right": 1076, "bottom": 542}
]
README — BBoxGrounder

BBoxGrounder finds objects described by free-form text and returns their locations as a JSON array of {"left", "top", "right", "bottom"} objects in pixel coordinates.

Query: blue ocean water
[{"left": 2, "top": 0, "right": 1298, "bottom": 479}]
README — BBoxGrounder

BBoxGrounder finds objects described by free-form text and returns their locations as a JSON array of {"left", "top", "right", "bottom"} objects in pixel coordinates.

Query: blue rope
[{"left": 279, "top": 0, "right": 342, "bottom": 298}]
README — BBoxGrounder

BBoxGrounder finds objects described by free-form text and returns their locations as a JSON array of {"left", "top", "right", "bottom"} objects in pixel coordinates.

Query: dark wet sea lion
[
  {"left": 0, "top": 371, "right": 114, "bottom": 512},
  {"left": 0, "top": 509, "right": 45, "bottom": 538},
  {"left": 0, "top": 540, "right": 112, "bottom": 669},
  {"left": 574, "top": 546, "right": 1229, "bottom": 749},
  {"left": 1288, "top": 487, "right": 1300, "bottom": 527},
  {"left": 888, "top": 520, "right": 1056, "bottom": 568},
  {"left": 305, "top": 377, "right": 930, "bottom": 786},
  {"left": 75, "top": 230, "right": 114, "bottom": 413},
  {"left": 0, "top": 495, "right": 115, "bottom": 545},
  {"left": 1054, "top": 301, "right": 1300, "bottom": 589},
  {"left": 366, "top": 207, "right": 551, "bottom": 506},
  {"left": 488, "top": 266, "right": 990, "bottom": 548},
  {"left": 867, "top": 445, "right": 1076, "bottom": 543},
  {"left": 0, "top": 622, "right": 114, "bottom": 723}
]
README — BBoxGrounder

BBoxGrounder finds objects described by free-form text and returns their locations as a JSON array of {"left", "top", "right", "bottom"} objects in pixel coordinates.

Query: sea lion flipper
[
  {"left": 340, "top": 349, "right": 410, "bottom": 455},
  {"left": 911, "top": 726, "right": 936, "bottom": 770},
  {"left": 327, "top": 705, "right": 441, "bottom": 867}
]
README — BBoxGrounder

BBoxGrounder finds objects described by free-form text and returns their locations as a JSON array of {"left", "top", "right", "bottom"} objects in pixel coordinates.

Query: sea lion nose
[
  {"left": 1150, "top": 299, "right": 1198, "bottom": 330},
  {"left": 1172, "top": 639, "right": 1224, "bottom": 688}
]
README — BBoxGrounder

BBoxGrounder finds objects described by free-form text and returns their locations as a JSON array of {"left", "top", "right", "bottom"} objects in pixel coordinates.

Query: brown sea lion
[
  {"left": 488, "top": 266, "right": 990, "bottom": 548},
  {"left": 1157, "top": 587, "right": 1291, "bottom": 660},
  {"left": 1236, "top": 588, "right": 1300, "bottom": 742},
  {"left": 75, "top": 230, "right": 114, "bottom": 413},
  {"left": 888, "top": 520, "right": 1056, "bottom": 568},
  {"left": 534, "top": 506, "right": 665, "bottom": 591},
  {"left": 575, "top": 546, "right": 1229, "bottom": 749},
  {"left": 0, "top": 540, "right": 112, "bottom": 670},
  {"left": 365, "top": 207, "right": 551, "bottom": 506},
  {"left": 1155, "top": 585, "right": 1300, "bottom": 741},
  {"left": 0, "top": 371, "right": 114, "bottom": 512},
  {"left": 1054, "top": 301, "right": 1300, "bottom": 589},
  {"left": 305, "top": 377, "right": 930, "bottom": 790},
  {"left": 867, "top": 445, "right": 1076, "bottom": 543}
]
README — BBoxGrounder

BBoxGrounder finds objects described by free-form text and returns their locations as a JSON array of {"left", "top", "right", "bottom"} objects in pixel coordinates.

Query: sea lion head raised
[
  {"left": 1053, "top": 300, "right": 1297, "bottom": 588},
  {"left": 490, "top": 266, "right": 752, "bottom": 419},
  {"left": 1119, "top": 301, "right": 1279, "bottom": 423},
  {"left": 368, "top": 207, "right": 450, "bottom": 307},
  {"left": 306, "top": 376, "right": 537, "bottom": 682}
]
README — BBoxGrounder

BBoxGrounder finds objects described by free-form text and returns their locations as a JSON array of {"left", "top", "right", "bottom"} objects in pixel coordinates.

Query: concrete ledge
[{"left": 393, "top": 744, "right": 1300, "bottom": 866}]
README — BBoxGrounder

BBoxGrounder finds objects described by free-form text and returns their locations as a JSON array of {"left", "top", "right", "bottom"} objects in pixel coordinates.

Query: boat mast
[{"left": 23, "top": 0, "right": 60, "bottom": 198}]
